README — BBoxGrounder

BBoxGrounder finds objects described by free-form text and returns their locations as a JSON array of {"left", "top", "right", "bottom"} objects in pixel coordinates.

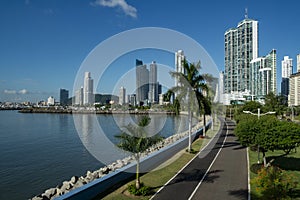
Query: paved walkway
[{"left": 151, "top": 119, "right": 248, "bottom": 200}]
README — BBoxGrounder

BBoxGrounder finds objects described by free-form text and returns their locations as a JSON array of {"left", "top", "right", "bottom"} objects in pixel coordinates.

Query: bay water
[{"left": 0, "top": 111, "right": 190, "bottom": 200}]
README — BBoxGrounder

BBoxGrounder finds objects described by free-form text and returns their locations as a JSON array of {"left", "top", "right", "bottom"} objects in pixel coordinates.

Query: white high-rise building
[
  {"left": 297, "top": 54, "right": 300, "bottom": 73},
  {"left": 281, "top": 56, "right": 293, "bottom": 96},
  {"left": 175, "top": 50, "right": 185, "bottom": 88},
  {"left": 119, "top": 86, "right": 126, "bottom": 105},
  {"left": 83, "top": 72, "right": 94, "bottom": 105},
  {"left": 75, "top": 87, "right": 83, "bottom": 106},
  {"left": 282, "top": 56, "right": 293, "bottom": 78},
  {"left": 224, "top": 18, "right": 258, "bottom": 93}
]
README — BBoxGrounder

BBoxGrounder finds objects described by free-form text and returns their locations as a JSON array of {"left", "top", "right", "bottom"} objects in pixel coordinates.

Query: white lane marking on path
[
  {"left": 247, "top": 147, "right": 251, "bottom": 200},
  {"left": 188, "top": 120, "right": 229, "bottom": 200},
  {"left": 149, "top": 121, "right": 224, "bottom": 200}
]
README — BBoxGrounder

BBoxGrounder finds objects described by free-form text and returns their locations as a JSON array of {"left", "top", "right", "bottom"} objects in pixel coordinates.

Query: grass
[
  {"left": 99, "top": 120, "right": 221, "bottom": 200},
  {"left": 249, "top": 147, "right": 300, "bottom": 200}
]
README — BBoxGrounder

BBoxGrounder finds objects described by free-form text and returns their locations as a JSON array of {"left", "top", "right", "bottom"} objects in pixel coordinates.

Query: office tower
[
  {"left": 149, "top": 61, "right": 158, "bottom": 103},
  {"left": 119, "top": 86, "right": 126, "bottom": 105},
  {"left": 289, "top": 73, "right": 300, "bottom": 106},
  {"left": 265, "top": 49, "right": 277, "bottom": 94},
  {"left": 136, "top": 59, "right": 149, "bottom": 104},
  {"left": 175, "top": 50, "right": 185, "bottom": 88},
  {"left": 59, "top": 88, "right": 69, "bottom": 106},
  {"left": 83, "top": 72, "right": 94, "bottom": 105},
  {"left": 224, "top": 18, "right": 258, "bottom": 93},
  {"left": 75, "top": 87, "right": 83, "bottom": 106},
  {"left": 281, "top": 56, "right": 293, "bottom": 96},
  {"left": 250, "top": 49, "right": 277, "bottom": 97},
  {"left": 130, "top": 94, "right": 136, "bottom": 107},
  {"left": 297, "top": 54, "right": 300, "bottom": 73}
]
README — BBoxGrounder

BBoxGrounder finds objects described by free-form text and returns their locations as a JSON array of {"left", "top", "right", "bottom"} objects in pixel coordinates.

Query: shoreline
[
  {"left": 18, "top": 108, "right": 176, "bottom": 115},
  {"left": 31, "top": 119, "right": 209, "bottom": 200}
]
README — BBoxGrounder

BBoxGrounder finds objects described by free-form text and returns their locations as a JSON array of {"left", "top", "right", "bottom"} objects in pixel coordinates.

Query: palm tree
[
  {"left": 170, "top": 59, "right": 209, "bottom": 152},
  {"left": 115, "top": 116, "right": 162, "bottom": 189}
]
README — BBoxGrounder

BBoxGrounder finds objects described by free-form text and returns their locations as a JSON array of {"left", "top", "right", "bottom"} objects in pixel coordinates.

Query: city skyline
[{"left": 0, "top": 1, "right": 300, "bottom": 102}]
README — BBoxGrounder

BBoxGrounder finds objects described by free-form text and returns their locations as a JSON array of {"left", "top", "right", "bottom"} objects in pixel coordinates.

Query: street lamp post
[{"left": 243, "top": 108, "right": 275, "bottom": 164}]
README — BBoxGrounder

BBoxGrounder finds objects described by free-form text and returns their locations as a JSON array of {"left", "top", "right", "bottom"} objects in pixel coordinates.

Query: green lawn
[
  {"left": 100, "top": 120, "right": 221, "bottom": 200},
  {"left": 249, "top": 147, "right": 300, "bottom": 199}
]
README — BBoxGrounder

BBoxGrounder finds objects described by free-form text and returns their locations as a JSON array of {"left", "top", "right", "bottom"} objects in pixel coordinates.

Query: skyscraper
[
  {"left": 250, "top": 49, "right": 277, "bottom": 97},
  {"left": 297, "top": 54, "right": 300, "bottom": 73},
  {"left": 75, "top": 87, "right": 83, "bottom": 106},
  {"left": 224, "top": 18, "right": 258, "bottom": 93},
  {"left": 218, "top": 71, "right": 224, "bottom": 103},
  {"left": 119, "top": 86, "right": 126, "bottom": 105},
  {"left": 59, "top": 88, "right": 69, "bottom": 106},
  {"left": 83, "top": 72, "right": 94, "bottom": 105},
  {"left": 136, "top": 59, "right": 149, "bottom": 104},
  {"left": 281, "top": 56, "right": 293, "bottom": 96},
  {"left": 175, "top": 50, "right": 185, "bottom": 88},
  {"left": 149, "top": 61, "right": 158, "bottom": 103}
]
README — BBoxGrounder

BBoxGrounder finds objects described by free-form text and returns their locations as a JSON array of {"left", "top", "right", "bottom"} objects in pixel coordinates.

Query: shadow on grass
[{"left": 267, "top": 156, "right": 300, "bottom": 171}]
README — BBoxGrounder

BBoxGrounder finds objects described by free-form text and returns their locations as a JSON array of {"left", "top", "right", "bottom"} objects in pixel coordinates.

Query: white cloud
[
  {"left": 91, "top": 0, "right": 137, "bottom": 18},
  {"left": 18, "top": 89, "right": 28, "bottom": 94},
  {"left": 3, "top": 89, "right": 29, "bottom": 95},
  {"left": 4, "top": 90, "right": 17, "bottom": 94}
]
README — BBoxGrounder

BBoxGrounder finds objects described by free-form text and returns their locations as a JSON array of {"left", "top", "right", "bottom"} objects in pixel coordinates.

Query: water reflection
[{"left": 73, "top": 114, "right": 196, "bottom": 165}]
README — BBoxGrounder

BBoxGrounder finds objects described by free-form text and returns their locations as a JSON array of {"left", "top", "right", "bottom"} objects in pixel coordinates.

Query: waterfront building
[
  {"left": 175, "top": 50, "right": 185, "bottom": 88},
  {"left": 130, "top": 94, "right": 136, "bottom": 107},
  {"left": 136, "top": 59, "right": 149, "bottom": 105},
  {"left": 289, "top": 72, "right": 300, "bottom": 106},
  {"left": 250, "top": 49, "right": 276, "bottom": 97},
  {"left": 59, "top": 88, "right": 69, "bottom": 106},
  {"left": 47, "top": 96, "right": 55, "bottom": 106},
  {"left": 83, "top": 72, "right": 94, "bottom": 105},
  {"left": 75, "top": 87, "right": 83, "bottom": 106},
  {"left": 119, "top": 87, "right": 126, "bottom": 105},
  {"left": 224, "top": 17, "right": 258, "bottom": 94},
  {"left": 281, "top": 56, "right": 293, "bottom": 97},
  {"left": 149, "top": 61, "right": 158, "bottom": 103}
]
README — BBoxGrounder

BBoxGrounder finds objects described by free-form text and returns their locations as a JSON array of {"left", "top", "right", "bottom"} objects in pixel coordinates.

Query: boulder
[
  {"left": 44, "top": 188, "right": 56, "bottom": 199},
  {"left": 70, "top": 176, "right": 79, "bottom": 184}
]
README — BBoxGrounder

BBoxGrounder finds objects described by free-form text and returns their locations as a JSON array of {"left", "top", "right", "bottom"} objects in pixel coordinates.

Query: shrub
[
  {"left": 253, "top": 166, "right": 298, "bottom": 199},
  {"left": 127, "top": 183, "right": 152, "bottom": 196}
]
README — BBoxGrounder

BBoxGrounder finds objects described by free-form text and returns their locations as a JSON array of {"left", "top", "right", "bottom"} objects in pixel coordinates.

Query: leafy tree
[
  {"left": 170, "top": 60, "right": 208, "bottom": 152},
  {"left": 264, "top": 92, "right": 287, "bottom": 117},
  {"left": 236, "top": 114, "right": 300, "bottom": 166},
  {"left": 115, "top": 116, "right": 162, "bottom": 189}
]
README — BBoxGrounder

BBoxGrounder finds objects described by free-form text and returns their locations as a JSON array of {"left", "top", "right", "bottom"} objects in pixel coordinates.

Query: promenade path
[{"left": 151, "top": 119, "right": 248, "bottom": 200}]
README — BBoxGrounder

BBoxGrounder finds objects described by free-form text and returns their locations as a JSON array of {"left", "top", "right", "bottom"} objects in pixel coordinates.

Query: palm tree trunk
[
  {"left": 188, "top": 105, "right": 192, "bottom": 152},
  {"left": 135, "top": 154, "right": 140, "bottom": 189},
  {"left": 203, "top": 112, "right": 206, "bottom": 137}
]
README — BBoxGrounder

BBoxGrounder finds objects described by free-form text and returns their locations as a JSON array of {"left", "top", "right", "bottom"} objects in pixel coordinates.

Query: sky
[{"left": 0, "top": 0, "right": 299, "bottom": 102}]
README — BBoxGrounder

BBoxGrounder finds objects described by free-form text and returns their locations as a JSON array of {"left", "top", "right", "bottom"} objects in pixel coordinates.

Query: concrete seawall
[{"left": 53, "top": 121, "right": 211, "bottom": 200}]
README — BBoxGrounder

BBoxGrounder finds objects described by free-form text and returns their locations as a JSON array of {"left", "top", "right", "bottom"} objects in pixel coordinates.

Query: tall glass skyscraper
[
  {"left": 136, "top": 59, "right": 149, "bottom": 104},
  {"left": 224, "top": 18, "right": 258, "bottom": 93},
  {"left": 59, "top": 88, "right": 69, "bottom": 105},
  {"left": 149, "top": 61, "right": 158, "bottom": 103}
]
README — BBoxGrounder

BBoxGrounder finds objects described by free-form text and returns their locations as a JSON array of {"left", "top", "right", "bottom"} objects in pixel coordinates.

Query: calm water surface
[{"left": 0, "top": 111, "right": 190, "bottom": 200}]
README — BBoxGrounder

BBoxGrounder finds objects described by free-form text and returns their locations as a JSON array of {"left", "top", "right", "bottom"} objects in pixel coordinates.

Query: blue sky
[{"left": 0, "top": 0, "right": 299, "bottom": 102}]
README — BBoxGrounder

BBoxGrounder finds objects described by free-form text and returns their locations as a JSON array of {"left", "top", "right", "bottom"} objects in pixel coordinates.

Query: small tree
[{"left": 115, "top": 116, "right": 162, "bottom": 189}]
